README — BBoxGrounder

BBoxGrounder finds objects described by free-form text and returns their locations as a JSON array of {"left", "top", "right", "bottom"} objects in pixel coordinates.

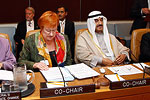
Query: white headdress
[{"left": 87, "top": 11, "right": 114, "bottom": 60}]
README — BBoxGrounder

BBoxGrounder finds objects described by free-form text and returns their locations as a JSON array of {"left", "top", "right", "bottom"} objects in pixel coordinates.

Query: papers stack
[
  {"left": 133, "top": 63, "right": 150, "bottom": 70},
  {"left": 0, "top": 70, "right": 13, "bottom": 81},
  {"left": 40, "top": 63, "right": 100, "bottom": 82},
  {"left": 108, "top": 65, "right": 143, "bottom": 76},
  {"left": 40, "top": 67, "right": 74, "bottom": 82},
  {"left": 65, "top": 63, "right": 100, "bottom": 79}
]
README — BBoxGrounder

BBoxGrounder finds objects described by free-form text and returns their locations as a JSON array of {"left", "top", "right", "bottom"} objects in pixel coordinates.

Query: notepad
[{"left": 105, "top": 74, "right": 125, "bottom": 82}]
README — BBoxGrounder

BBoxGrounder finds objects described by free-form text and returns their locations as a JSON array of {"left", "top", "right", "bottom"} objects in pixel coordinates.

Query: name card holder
[
  {"left": 0, "top": 91, "right": 21, "bottom": 100},
  {"left": 107, "top": 78, "right": 150, "bottom": 90},
  {"left": 40, "top": 82, "right": 95, "bottom": 98}
]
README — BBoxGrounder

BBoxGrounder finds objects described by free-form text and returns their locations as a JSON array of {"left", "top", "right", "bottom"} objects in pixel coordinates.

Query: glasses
[{"left": 43, "top": 28, "right": 57, "bottom": 34}]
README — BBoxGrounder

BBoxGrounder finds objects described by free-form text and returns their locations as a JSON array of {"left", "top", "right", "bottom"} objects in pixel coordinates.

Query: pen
[{"left": 116, "top": 74, "right": 120, "bottom": 81}]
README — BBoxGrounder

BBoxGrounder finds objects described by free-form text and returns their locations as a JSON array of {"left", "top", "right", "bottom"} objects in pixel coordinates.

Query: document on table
[
  {"left": 108, "top": 65, "right": 143, "bottom": 76},
  {"left": 46, "top": 82, "right": 67, "bottom": 88},
  {"left": 40, "top": 67, "right": 74, "bottom": 82},
  {"left": 133, "top": 63, "right": 150, "bottom": 70},
  {"left": 105, "top": 74, "right": 125, "bottom": 82},
  {"left": 0, "top": 70, "right": 13, "bottom": 81},
  {"left": 65, "top": 63, "right": 100, "bottom": 79}
]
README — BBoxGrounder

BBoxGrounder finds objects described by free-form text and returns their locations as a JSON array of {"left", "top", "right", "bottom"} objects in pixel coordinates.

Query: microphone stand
[
  {"left": 58, "top": 66, "right": 66, "bottom": 87},
  {"left": 130, "top": 50, "right": 145, "bottom": 78},
  {"left": 52, "top": 52, "right": 66, "bottom": 87}
]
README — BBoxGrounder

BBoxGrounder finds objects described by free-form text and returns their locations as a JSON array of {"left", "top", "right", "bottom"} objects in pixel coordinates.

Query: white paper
[
  {"left": 65, "top": 63, "right": 100, "bottom": 79},
  {"left": 0, "top": 70, "right": 13, "bottom": 81},
  {"left": 105, "top": 74, "right": 125, "bottom": 82},
  {"left": 46, "top": 82, "right": 67, "bottom": 88},
  {"left": 133, "top": 63, "right": 150, "bottom": 70},
  {"left": 40, "top": 67, "right": 74, "bottom": 82},
  {"left": 108, "top": 65, "right": 143, "bottom": 76}
]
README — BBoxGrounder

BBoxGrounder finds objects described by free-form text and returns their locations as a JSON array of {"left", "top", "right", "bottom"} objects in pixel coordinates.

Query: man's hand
[
  {"left": 114, "top": 54, "right": 126, "bottom": 65},
  {"left": 102, "top": 58, "right": 114, "bottom": 66},
  {"left": 33, "top": 62, "right": 49, "bottom": 71},
  {"left": 142, "top": 8, "right": 150, "bottom": 15}
]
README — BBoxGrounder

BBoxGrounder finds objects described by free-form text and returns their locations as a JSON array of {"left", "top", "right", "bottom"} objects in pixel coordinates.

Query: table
[{"left": 23, "top": 64, "right": 150, "bottom": 100}]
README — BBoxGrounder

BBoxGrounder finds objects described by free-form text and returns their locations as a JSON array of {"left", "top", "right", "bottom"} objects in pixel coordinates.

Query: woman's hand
[
  {"left": 33, "top": 62, "right": 49, "bottom": 71},
  {"left": 0, "top": 62, "right": 3, "bottom": 69}
]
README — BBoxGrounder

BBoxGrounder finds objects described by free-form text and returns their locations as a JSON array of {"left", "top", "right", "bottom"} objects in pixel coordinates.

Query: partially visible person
[
  {"left": 14, "top": 7, "right": 39, "bottom": 60},
  {"left": 0, "top": 37, "right": 16, "bottom": 70},
  {"left": 56, "top": 6, "right": 75, "bottom": 63},
  {"left": 18, "top": 11, "right": 72, "bottom": 71},
  {"left": 75, "top": 11, "right": 130, "bottom": 67},
  {"left": 139, "top": 32, "right": 150, "bottom": 62},
  {"left": 130, "top": 0, "right": 150, "bottom": 34}
]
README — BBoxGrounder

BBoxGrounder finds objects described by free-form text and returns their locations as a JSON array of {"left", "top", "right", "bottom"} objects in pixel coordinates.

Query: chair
[
  {"left": 0, "top": 33, "right": 12, "bottom": 51},
  {"left": 130, "top": 29, "right": 150, "bottom": 62},
  {"left": 26, "top": 29, "right": 40, "bottom": 38},
  {"left": 75, "top": 28, "right": 88, "bottom": 46},
  {"left": 74, "top": 28, "right": 88, "bottom": 63}
]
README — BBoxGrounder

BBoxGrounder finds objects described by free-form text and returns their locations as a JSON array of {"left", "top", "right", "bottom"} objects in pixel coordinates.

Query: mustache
[{"left": 97, "top": 24, "right": 103, "bottom": 27}]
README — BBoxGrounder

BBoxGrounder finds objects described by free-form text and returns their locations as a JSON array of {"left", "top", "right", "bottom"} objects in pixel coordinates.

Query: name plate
[
  {"left": 0, "top": 91, "right": 21, "bottom": 100},
  {"left": 109, "top": 78, "right": 150, "bottom": 90},
  {"left": 40, "top": 83, "right": 95, "bottom": 98}
]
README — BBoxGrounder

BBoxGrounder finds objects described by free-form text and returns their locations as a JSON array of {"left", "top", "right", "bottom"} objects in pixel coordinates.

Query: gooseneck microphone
[
  {"left": 52, "top": 52, "right": 66, "bottom": 87},
  {"left": 130, "top": 50, "right": 145, "bottom": 78},
  {"left": 58, "top": 66, "right": 66, "bottom": 87}
]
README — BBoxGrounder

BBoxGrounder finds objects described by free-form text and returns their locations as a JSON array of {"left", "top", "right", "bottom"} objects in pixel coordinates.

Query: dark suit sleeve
[
  {"left": 68, "top": 22, "right": 75, "bottom": 59},
  {"left": 130, "top": 0, "right": 146, "bottom": 18},
  {"left": 140, "top": 33, "right": 150, "bottom": 62},
  {"left": 69, "top": 22, "right": 75, "bottom": 45},
  {"left": 34, "top": 20, "right": 40, "bottom": 29},
  {"left": 14, "top": 23, "right": 24, "bottom": 44}
]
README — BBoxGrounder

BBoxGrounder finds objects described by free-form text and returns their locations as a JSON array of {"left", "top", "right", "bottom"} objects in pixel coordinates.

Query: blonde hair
[
  {"left": 38, "top": 11, "right": 59, "bottom": 29},
  {"left": 25, "top": 7, "right": 35, "bottom": 14}
]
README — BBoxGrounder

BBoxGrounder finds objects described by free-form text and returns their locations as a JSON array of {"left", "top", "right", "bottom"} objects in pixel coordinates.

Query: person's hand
[
  {"left": 21, "top": 39, "right": 25, "bottom": 44},
  {"left": 33, "top": 62, "right": 49, "bottom": 71},
  {"left": 102, "top": 58, "right": 114, "bottom": 66},
  {"left": 142, "top": 8, "right": 150, "bottom": 15},
  {"left": 0, "top": 62, "right": 3, "bottom": 69},
  {"left": 114, "top": 54, "right": 126, "bottom": 65}
]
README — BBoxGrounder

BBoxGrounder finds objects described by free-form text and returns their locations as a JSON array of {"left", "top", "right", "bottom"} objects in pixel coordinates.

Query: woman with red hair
[{"left": 18, "top": 11, "right": 72, "bottom": 71}]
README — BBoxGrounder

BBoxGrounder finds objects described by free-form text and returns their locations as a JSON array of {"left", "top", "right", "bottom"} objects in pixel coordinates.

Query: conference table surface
[{"left": 23, "top": 63, "right": 150, "bottom": 100}]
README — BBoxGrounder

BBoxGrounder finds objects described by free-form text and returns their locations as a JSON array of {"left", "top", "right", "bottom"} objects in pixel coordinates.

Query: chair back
[
  {"left": 26, "top": 29, "right": 40, "bottom": 37},
  {"left": 130, "top": 29, "right": 150, "bottom": 62},
  {"left": 0, "top": 33, "right": 12, "bottom": 51},
  {"left": 74, "top": 28, "right": 88, "bottom": 63},
  {"left": 75, "top": 28, "right": 88, "bottom": 46}
]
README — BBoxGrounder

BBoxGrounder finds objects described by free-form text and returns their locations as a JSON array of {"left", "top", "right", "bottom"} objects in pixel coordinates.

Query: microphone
[
  {"left": 52, "top": 52, "right": 66, "bottom": 87},
  {"left": 129, "top": 50, "right": 145, "bottom": 78}
]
